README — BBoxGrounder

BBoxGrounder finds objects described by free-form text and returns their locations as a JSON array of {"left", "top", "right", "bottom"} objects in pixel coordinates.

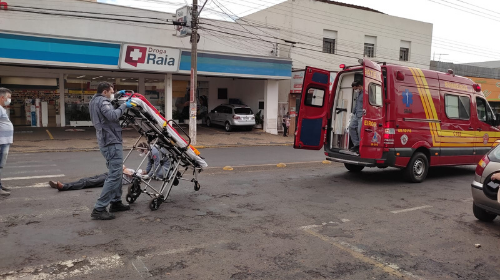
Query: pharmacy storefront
[{"left": 0, "top": 32, "right": 291, "bottom": 134}]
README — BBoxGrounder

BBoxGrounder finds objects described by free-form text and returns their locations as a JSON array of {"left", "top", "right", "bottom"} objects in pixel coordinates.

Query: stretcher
[{"left": 114, "top": 91, "right": 207, "bottom": 211}]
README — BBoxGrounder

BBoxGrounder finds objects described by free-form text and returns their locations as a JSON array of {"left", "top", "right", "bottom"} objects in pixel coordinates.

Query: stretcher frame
[{"left": 115, "top": 92, "right": 204, "bottom": 211}]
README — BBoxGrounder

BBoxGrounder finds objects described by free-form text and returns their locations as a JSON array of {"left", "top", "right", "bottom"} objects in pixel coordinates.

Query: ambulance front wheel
[
  {"left": 344, "top": 163, "right": 364, "bottom": 172},
  {"left": 404, "top": 152, "right": 429, "bottom": 183}
]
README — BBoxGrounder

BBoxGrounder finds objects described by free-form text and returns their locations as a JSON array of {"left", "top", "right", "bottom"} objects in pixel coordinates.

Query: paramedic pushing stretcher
[
  {"left": 89, "top": 82, "right": 133, "bottom": 220},
  {"left": 349, "top": 80, "right": 364, "bottom": 154}
]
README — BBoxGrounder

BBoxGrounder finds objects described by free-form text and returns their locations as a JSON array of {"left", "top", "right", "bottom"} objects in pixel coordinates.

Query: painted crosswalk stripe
[
  {"left": 4, "top": 169, "right": 61, "bottom": 175},
  {"left": 10, "top": 183, "right": 50, "bottom": 189},
  {"left": 2, "top": 174, "right": 65, "bottom": 181},
  {"left": 5, "top": 164, "right": 57, "bottom": 169},
  {"left": 390, "top": 205, "right": 433, "bottom": 214},
  {"left": 3, "top": 193, "right": 80, "bottom": 203},
  {"left": 0, "top": 206, "right": 90, "bottom": 223},
  {"left": 0, "top": 254, "right": 123, "bottom": 280}
]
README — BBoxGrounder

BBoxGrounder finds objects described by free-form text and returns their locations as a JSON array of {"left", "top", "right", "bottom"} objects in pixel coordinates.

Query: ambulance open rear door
[{"left": 293, "top": 67, "right": 332, "bottom": 150}]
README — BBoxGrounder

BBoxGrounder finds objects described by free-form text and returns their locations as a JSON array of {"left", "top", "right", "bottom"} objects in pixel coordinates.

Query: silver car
[
  {"left": 206, "top": 104, "right": 256, "bottom": 132},
  {"left": 471, "top": 142, "right": 500, "bottom": 222}
]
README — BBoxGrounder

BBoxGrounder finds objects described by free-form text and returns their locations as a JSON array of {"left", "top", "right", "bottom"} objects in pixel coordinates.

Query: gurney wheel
[
  {"left": 126, "top": 194, "right": 136, "bottom": 203},
  {"left": 126, "top": 184, "right": 140, "bottom": 203},
  {"left": 194, "top": 181, "right": 201, "bottom": 191},
  {"left": 149, "top": 198, "right": 161, "bottom": 211}
]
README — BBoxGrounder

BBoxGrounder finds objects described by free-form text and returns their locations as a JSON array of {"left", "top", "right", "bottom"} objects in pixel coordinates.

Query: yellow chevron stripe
[
  {"left": 409, "top": 67, "right": 438, "bottom": 144},
  {"left": 416, "top": 69, "right": 440, "bottom": 121},
  {"left": 404, "top": 68, "right": 500, "bottom": 149}
]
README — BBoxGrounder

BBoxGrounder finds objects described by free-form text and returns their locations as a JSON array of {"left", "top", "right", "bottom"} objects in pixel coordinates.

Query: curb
[{"left": 10, "top": 143, "right": 294, "bottom": 154}]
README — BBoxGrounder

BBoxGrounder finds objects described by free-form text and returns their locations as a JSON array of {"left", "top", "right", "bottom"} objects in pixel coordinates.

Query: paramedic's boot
[
  {"left": 109, "top": 201, "right": 131, "bottom": 212},
  {"left": 349, "top": 146, "right": 359, "bottom": 153},
  {"left": 91, "top": 209, "right": 115, "bottom": 220},
  {"left": 0, "top": 189, "right": 10, "bottom": 196}
]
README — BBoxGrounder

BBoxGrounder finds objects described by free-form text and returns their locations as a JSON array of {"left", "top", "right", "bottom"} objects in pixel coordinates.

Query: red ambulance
[{"left": 293, "top": 58, "right": 500, "bottom": 182}]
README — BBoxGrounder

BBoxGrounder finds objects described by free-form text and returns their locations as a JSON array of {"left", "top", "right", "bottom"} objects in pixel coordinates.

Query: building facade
[{"left": 0, "top": 0, "right": 291, "bottom": 134}]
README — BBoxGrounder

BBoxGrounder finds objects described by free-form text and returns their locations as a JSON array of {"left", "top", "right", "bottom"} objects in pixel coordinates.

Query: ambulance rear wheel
[
  {"left": 405, "top": 152, "right": 428, "bottom": 183},
  {"left": 344, "top": 163, "right": 364, "bottom": 172}
]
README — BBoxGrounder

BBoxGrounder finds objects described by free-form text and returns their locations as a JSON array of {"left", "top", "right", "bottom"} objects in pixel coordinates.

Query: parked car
[
  {"left": 471, "top": 141, "right": 500, "bottom": 222},
  {"left": 206, "top": 104, "right": 256, "bottom": 132}
]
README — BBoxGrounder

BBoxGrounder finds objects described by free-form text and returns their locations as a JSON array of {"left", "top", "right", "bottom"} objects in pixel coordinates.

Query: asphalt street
[{"left": 1, "top": 146, "right": 499, "bottom": 279}]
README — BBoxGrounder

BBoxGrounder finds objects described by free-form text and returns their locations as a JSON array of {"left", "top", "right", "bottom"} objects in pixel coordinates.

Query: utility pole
[{"left": 189, "top": 0, "right": 198, "bottom": 144}]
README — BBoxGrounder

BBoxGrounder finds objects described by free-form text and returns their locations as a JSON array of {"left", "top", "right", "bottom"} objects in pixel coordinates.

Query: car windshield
[
  {"left": 234, "top": 108, "right": 253, "bottom": 115},
  {"left": 489, "top": 144, "right": 500, "bottom": 162}
]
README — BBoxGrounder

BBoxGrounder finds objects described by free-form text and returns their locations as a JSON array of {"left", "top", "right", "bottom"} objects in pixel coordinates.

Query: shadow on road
[{"left": 330, "top": 165, "right": 476, "bottom": 185}]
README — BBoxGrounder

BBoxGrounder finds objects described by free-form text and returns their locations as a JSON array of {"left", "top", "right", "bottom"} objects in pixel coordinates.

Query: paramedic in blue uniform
[
  {"left": 89, "top": 82, "right": 132, "bottom": 220},
  {"left": 349, "top": 80, "right": 364, "bottom": 154}
]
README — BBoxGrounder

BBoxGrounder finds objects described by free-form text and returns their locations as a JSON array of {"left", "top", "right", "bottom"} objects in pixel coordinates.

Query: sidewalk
[{"left": 11, "top": 125, "right": 293, "bottom": 153}]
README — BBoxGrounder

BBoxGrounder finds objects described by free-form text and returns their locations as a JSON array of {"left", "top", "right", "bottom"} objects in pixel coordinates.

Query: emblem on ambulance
[
  {"left": 372, "top": 132, "right": 380, "bottom": 143},
  {"left": 401, "top": 134, "right": 408, "bottom": 145},
  {"left": 483, "top": 133, "right": 489, "bottom": 145},
  {"left": 402, "top": 89, "right": 413, "bottom": 108}
]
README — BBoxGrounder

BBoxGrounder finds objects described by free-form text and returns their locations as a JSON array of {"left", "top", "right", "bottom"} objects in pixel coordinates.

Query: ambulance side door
[
  {"left": 293, "top": 67, "right": 332, "bottom": 150},
  {"left": 440, "top": 93, "right": 475, "bottom": 165},
  {"left": 475, "top": 97, "right": 497, "bottom": 160},
  {"left": 359, "top": 58, "right": 385, "bottom": 159}
]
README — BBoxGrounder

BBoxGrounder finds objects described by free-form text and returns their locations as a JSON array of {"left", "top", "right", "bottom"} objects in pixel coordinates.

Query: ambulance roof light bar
[
  {"left": 339, "top": 64, "right": 360, "bottom": 70},
  {"left": 473, "top": 83, "right": 481, "bottom": 92}
]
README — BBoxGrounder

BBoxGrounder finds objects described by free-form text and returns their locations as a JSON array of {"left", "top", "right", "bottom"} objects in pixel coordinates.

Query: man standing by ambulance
[
  {"left": 89, "top": 82, "right": 132, "bottom": 220},
  {"left": 349, "top": 80, "right": 364, "bottom": 154}
]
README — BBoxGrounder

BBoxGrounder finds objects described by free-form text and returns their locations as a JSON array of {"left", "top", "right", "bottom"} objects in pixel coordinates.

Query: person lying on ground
[{"left": 49, "top": 165, "right": 137, "bottom": 191}]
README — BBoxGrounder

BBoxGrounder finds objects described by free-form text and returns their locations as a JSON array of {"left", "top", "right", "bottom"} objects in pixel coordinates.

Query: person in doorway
[
  {"left": 137, "top": 142, "right": 171, "bottom": 180},
  {"left": 88, "top": 82, "right": 133, "bottom": 220},
  {"left": 0, "top": 88, "right": 13, "bottom": 197},
  {"left": 49, "top": 166, "right": 135, "bottom": 191},
  {"left": 348, "top": 80, "right": 364, "bottom": 154},
  {"left": 282, "top": 112, "right": 290, "bottom": 137}
]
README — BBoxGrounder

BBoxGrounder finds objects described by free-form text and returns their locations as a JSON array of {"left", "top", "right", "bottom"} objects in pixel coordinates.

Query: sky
[{"left": 99, "top": 0, "right": 500, "bottom": 64}]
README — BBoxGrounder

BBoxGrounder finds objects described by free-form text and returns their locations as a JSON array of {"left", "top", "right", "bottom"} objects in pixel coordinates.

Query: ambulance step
[{"left": 339, "top": 149, "right": 359, "bottom": 156}]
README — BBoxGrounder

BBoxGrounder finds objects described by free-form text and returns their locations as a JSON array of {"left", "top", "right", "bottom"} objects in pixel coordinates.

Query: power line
[
  {"left": 210, "top": 0, "right": 268, "bottom": 43},
  {"left": 426, "top": 0, "right": 500, "bottom": 23},
  {"left": 4, "top": 7, "right": 174, "bottom": 25},
  {"left": 454, "top": 0, "right": 500, "bottom": 16},
  {"left": 441, "top": 0, "right": 500, "bottom": 18},
  {"left": 6, "top": 4, "right": 171, "bottom": 21}
]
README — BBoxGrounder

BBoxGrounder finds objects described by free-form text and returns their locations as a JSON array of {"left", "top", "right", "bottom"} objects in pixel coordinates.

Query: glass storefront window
[
  {"left": 0, "top": 77, "right": 59, "bottom": 126},
  {"left": 65, "top": 75, "right": 139, "bottom": 126}
]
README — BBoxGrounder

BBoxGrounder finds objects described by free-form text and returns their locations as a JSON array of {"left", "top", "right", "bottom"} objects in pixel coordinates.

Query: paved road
[
  {"left": 1, "top": 147, "right": 499, "bottom": 279},
  {"left": 5, "top": 146, "right": 326, "bottom": 183}
]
